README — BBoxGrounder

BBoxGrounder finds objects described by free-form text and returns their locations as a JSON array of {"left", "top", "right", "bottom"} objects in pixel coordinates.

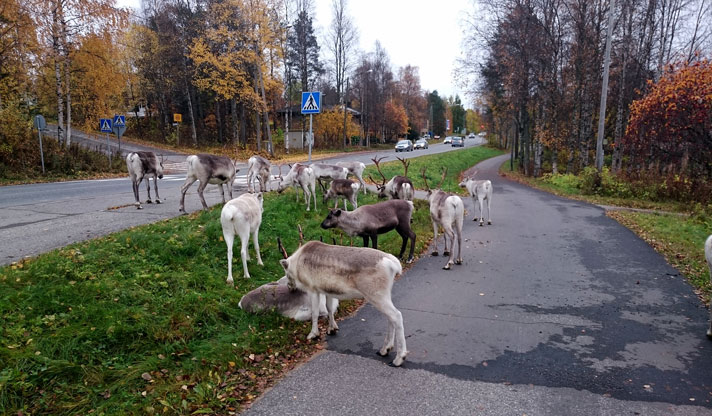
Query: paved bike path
[{"left": 246, "top": 154, "right": 712, "bottom": 415}]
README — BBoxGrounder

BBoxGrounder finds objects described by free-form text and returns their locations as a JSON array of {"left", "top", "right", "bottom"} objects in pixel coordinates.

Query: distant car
[
  {"left": 443, "top": 136, "right": 453, "bottom": 144},
  {"left": 395, "top": 139, "right": 414, "bottom": 152},
  {"left": 451, "top": 137, "right": 465, "bottom": 147},
  {"left": 414, "top": 139, "right": 429, "bottom": 150},
  {"left": 468, "top": 133, "right": 476, "bottom": 139}
]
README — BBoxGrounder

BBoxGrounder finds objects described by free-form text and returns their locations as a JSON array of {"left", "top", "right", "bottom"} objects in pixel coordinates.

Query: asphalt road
[
  {"left": 0, "top": 137, "right": 481, "bottom": 265},
  {"left": 245, "top": 154, "right": 712, "bottom": 415}
]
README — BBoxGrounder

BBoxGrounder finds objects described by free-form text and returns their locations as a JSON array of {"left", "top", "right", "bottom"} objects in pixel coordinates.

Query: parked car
[
  {"left": 451, "top": 137, "right": 465, "bottom": 147},
  {"left": 443, "top": 136, "right": 453, "bottom": 144},
  {"left": 395, "top": 139, "right": 414, "bottom": 152},
  {"left": 414, "top": 139, "right": 429, "bottom": 150}
]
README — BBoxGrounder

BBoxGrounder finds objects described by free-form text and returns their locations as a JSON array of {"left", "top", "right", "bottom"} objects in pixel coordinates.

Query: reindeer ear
[{"left": 279, "top": 259, "right": 289, "bottom": 270}]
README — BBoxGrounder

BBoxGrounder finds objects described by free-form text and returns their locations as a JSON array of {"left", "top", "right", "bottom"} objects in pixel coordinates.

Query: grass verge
[
  {"left": 499, "top": 160, "right": 711, "bottom": 302},
  {"left": 0, "top": 190, "right": 432, "bottom": 415},
  {"left": 364, "top": 146, "right": 505, "bottom": 194}
]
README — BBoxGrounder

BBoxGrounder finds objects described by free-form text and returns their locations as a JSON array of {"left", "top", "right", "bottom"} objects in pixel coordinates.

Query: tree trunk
[
  {"left": 231, "top": 98, "right": 239, "bottom": 145},
  {"left": 240, "top": 103, "right": 247, "bottom": 147},
  {"left": 216, "top": 100, "right": 223, "bottom": 144},
  {"left": 53, "top": 1, "right": 64, "bottom": 147},
  {"left": 61, "top": 12, "right": 71, "bottom": 147},
  {"left": 183, "top": 75, "right": 198, "bottom": 147},
  {"left": 257, "top": 65, "right": 274, "bottom": 156}
]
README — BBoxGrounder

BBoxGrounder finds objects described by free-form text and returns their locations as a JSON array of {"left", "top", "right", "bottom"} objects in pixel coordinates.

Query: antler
[
  {"left": 437, "top": 167, "right": 448, "bottom": 189},
  {"left": 297, "top": 224, "right": 305, "bottom": 246},
  {"left": 370, "top": 156, "right": 387, "bottom": 186},
  {"left": 277, "top": 237, "right": 289, "bottom": 259},
  {"left": 420, "top": 167, "right": 431, "bottom": 191},
  {"left": 396, "top": 156, "right": 410, "bottom": 177}
]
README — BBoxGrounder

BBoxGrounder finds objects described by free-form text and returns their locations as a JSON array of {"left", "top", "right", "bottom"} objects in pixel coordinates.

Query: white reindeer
[
  {"left": 179, "top": 154, "right": 238, "bottom": 213},
  {"left": 247, "top": 155, "right": 272, "bottom": 193},
  {"left": 336, "top": 161, "right": 367, "bottom": 194},
  {"left": 706, "top": 235, "right": 712, "bottom": 338},
  {"left": 278, "top": 239, "right": 408, "bottom": 366},
  {"left": 276, "top": 163, "right": 317, "bottom": 211},
  {"left": 126, "top": 151, "right": 164, "bottom": 209},
  {"left": 422, "top": 167, "right": 464, "bottom": 270},
  {"left": 459, "top": 173, "right": 493, "bottom": 225},
  {"left": 220, "top": 193, "right": 264, "bottom": 284},
  {"left": 369, "top": 156, "right": 414, "bottom": 201},
  {"left": 309, "top": 163, "right": 348, "bottom": 193}
]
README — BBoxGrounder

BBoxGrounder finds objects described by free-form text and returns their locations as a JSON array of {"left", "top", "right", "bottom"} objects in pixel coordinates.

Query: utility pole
[
  {"left": 596, "top": 0, "right": 617, "bottom": 172},
  {"left": 343, "top": 77, "right": 349, "bottom": 149}
]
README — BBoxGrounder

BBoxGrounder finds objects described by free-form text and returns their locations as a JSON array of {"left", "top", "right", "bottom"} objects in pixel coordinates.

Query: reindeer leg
[
  {"left": 442, "top": 226, "right": 455, "bottom": 270},
  {"left": 326, "top": 295, "right": 339, "bottom": 335},
  {"left": 132, "top": 178, "right": 143, "bottom": 209},
  {"left": 367, "top": 294, "right": 406, "bottom": 367},
  {"left": 179, "top": 176, "right": 197, "bottom": 213},
  {"left": 431, "top": 219, "right": 439, "bottom": 256},
  {"left": 252, "top": 228, "right": 263, "bottom": 266},
  {"left": 223, "top": 228, "right": 235, "bottom": 286},
  {"left": 362, "top": 235, "right": 370, "bottom": 248},
  {"left": 218, "top": 183, "right": 226, "bottom": 203},
  {"left": 197, "top": 181, "right": 209, "bottom": 210},
  {"left": 153, "top": 174, "right": 161, "bottom": 203},
  {"left": 486, "top": 196, "right": 492, "bottom": 225},
  {"left": 239, "top": 228, "right": 251, "bottom": 277},
  {"left": 371, "top": 234, "right": 378, "bottom": 250},
  {"left": 145, "top": 176, "right": 153, "bottom": 203},
  {"left": 307, "top": 292, "right": 321, "bottom": 340}
]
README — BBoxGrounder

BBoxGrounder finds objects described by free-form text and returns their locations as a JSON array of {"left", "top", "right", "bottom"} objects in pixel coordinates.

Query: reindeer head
[
  {"left": 156, "top": 154, "right": 165, "bottom": 179},
  {"left": 458, "top": 170, "right": 477, "bottom": 188},
  {"left": 369, "top": 156, "right": 388, "bottom": 198},
  {"left": 320, "top": 209, "right": 342, "bottom": 229},
  {"left": 277, "top": 237, "right": 296, "bottom": 291},
  {"left": 422, "top": 167, "right": 448, "bottom": 200}
]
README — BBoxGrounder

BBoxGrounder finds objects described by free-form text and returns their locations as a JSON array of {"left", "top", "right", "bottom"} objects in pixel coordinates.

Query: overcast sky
[{"left": 118, "top": 0, "right": 473, "bottom": 101}]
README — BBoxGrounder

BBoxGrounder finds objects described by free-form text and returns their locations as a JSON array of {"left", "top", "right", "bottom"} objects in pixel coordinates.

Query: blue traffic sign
[
  {"left": 100, "top": 118, "right": 113, "bottom": 133},
  {"left": 113, "top": 115, "right": 126, "bottom": 127},
  {"left": 301, "top": 92, "right": 321, "bottom": 114}
]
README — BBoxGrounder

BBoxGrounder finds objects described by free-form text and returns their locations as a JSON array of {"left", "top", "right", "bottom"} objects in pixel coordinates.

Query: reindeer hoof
[
  {"left": 155, "top": 199, "right": 162, "bottom": 204},
  {"left": 443, "top": 264, "right": 451, "bottom": 270},
  {"left": 455, "top": 259, "right": 463, "bottom": 265},
  {"left": 472, "top": 218, "right": 478, "bottom": 222},
  {"left": 431, "top": 251, "right": 439, "bottom": 257},
  {"left": 136, "top": 205, "right": 143, "bottom": 210},
  {"left": 389, "top": 356, "right": 405, "bottom": 367},
  {"left": 327, "top": 328, "right": 339, "bottom": 336},
  {"left": 479, "top": 222, "right": 484, "bottom": 227},
  {"left": 443, "top": 251, "right": 450, "bottom": 256},
  {"left": 707, "top": 329, "right": 712, "bottom": 339},
  {"left": 146, "top": 200, "right": 153, "bottom": 204},
  {"left": 376, "top": 348, "right": 391, "bottom": 357},
  {"left": 487, "top": 221, "right": 492, "bottom": 225},
  {"left": 406, "top": 257, "right": 414, "bottom": 264},
  {"left": 307, "top": 332, "right": 320, "bottom": 340}
]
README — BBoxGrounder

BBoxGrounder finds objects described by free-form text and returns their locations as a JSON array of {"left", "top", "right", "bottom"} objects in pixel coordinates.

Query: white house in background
[{"left": 126, "top": 106, "right": 147, "bottom": 118}]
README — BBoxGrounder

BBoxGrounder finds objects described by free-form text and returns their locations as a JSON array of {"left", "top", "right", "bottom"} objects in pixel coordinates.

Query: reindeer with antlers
[
  {"left": 422, "top": 167, "right": 465, "bottom": 270},
  {"left": 368, "top": 156, "right": 414, "bottom": 201}
]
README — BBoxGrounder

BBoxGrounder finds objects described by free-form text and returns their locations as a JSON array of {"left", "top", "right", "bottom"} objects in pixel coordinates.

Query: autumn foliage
[
  {"left": 624, "top": 60, "right": 712, "bottom": 178},
  {"left": 314, "top": 109, "right": 360, "bottom": 148}
]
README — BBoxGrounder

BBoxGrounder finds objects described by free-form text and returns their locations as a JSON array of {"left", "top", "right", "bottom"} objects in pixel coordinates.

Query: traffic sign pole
[
  {"left": 37, "top": 129, "right": 45, "bottom": 174},
  {"left": 308, "top": 114, "right": 313, "bottom": 162},
  {"left": 34, "top": 115, "right": 47, "bottom": 174},
  {"left": 106, "top": 133, "right": 112, "bottom": 165}
]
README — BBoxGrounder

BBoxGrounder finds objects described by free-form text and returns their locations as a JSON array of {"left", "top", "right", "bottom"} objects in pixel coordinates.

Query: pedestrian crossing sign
[
  {"left": 301, "top": 92, "right": 321, "bottom": 114},
  {"left": 100, "top": 118, "right": 112, "bottom": 133},
  {"left": 113, "top": 115, "right": 126, "bottom": 127}
]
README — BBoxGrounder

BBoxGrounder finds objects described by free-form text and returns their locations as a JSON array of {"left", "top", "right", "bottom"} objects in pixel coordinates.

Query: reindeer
[
  {"left": 179, "top": 154, "right": 238, "bottom": 213},
  {"left": 369, "top": 156, "right": 414, "bottom": 201},
  {"left": 126, "top": 151, "right": 164, "bottom": 209},
  {"left": 458, "top": 172, "right": 493, "bottom": 225},
  {"left": 336, "top": 161, "right": 367, "bottom": 194},
  {"left": 422, "top": 167, "right": 464, "bottom": 270},
  {"left": 220, "top": 192, "right": 264, "bottom": 284},
  {"left": 238, "top": 276, "right": 338, "bottom": 321},
  {"left": 277, "top": 238, "right": 408, "bottom": 366},
  {"left": 323, "top": 179, "right": 360, "bottom": 211},
  {"left": 706, "top": 235, "right": 712, "bottom": 338},
  {"left": 276, "top": 163, "right": 317, "bottom": 211},
  {"left": 310, "top": 163, "right": 349, "bottom": 193},
  {"left": 247, "top": 155, "right": 272, "bottom": 193},
  {"left": 320, "top": 199, "right": 416, "bottom": 263}
]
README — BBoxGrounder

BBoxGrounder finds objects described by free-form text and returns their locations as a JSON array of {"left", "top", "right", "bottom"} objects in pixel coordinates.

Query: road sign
[
  {"left": 113, "top": 115, "right": 126, "bottom": 127},
  {"left": 173, "top": 113, "right": 182, "bottom": 123},
  {"left": 100, "top": 118, "right": 113, "bottom": 133},
  {"left": 301, "top": 92, "right": 321, "bottom": 114},
  {"left": 33, "top": 115, "right": 47, "bottom": 130},
  {"left": 112, "top": 123, "right": 126, "bottom": 138}
]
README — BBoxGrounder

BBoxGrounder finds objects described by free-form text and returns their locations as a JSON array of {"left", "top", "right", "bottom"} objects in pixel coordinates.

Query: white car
[
  {"left": 443, "top": 136, "right": 453, "bottom": 144},
  {"left": 468, "top": 133, "right": 476, "bottom": 139}
]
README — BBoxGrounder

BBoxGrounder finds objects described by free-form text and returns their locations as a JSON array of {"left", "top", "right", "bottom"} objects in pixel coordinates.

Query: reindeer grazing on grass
[
  {"left": 323, "top": 179, "right": 360, "bottom": 211},
  {"left": 247, "top": 155, "right": 272, "bottom": 193},
  {"left": 459, "top": 172, "right": 493, "bottom": 226},
  {"left": 422, "top": 167, "right": 464, "bottom": 270},
  {"left": 277, "top": 237, "right": 408, "bottom": 366},
  {"left": 309, "top": 163, "right": 349, "bottom": 193},
  {"left": 221, "top": 193, "right": 264, "bottom": 284},
  {"left": 126, "top": 151, "right": 164, "bottom": 209},
  {"left": 320, "top": 199, "right": 416, "bottom": 263},
  {"left": 276, "top": 163, "right": 317, "bottom": 211},
  {"left": 369, "top": 156, "right": 414, "bottom": 201},
  {"left": 179, "top": 154, "right": 238, "bottom": 213},
  {"left": 336, "top": 161, "right": 367, "bottom": 194}
]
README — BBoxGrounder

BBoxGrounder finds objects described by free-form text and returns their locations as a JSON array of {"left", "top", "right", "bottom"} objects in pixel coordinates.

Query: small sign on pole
[
  {"left": 112, "top": 115, "right": 126, "bottom": 153},
  {"left": 34, "top": 115, "right": 47, "bottom": 174},
  {"left": 173, "top": 113, "right": 182, "bottom": 123},
  {"left": 301, "top": 92, "right": 321, "bottom": 162},
  {"left": 100, "top": 118, "right": 113, "bottom": 164}
]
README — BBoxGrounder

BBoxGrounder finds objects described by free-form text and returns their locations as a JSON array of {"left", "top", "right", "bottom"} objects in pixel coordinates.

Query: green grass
[
  {"left": 0, "top": 190, "right": 433, "bottom": 415},
  {"left": 364, "top": 146, "right": 505, "bottom": 194}
]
